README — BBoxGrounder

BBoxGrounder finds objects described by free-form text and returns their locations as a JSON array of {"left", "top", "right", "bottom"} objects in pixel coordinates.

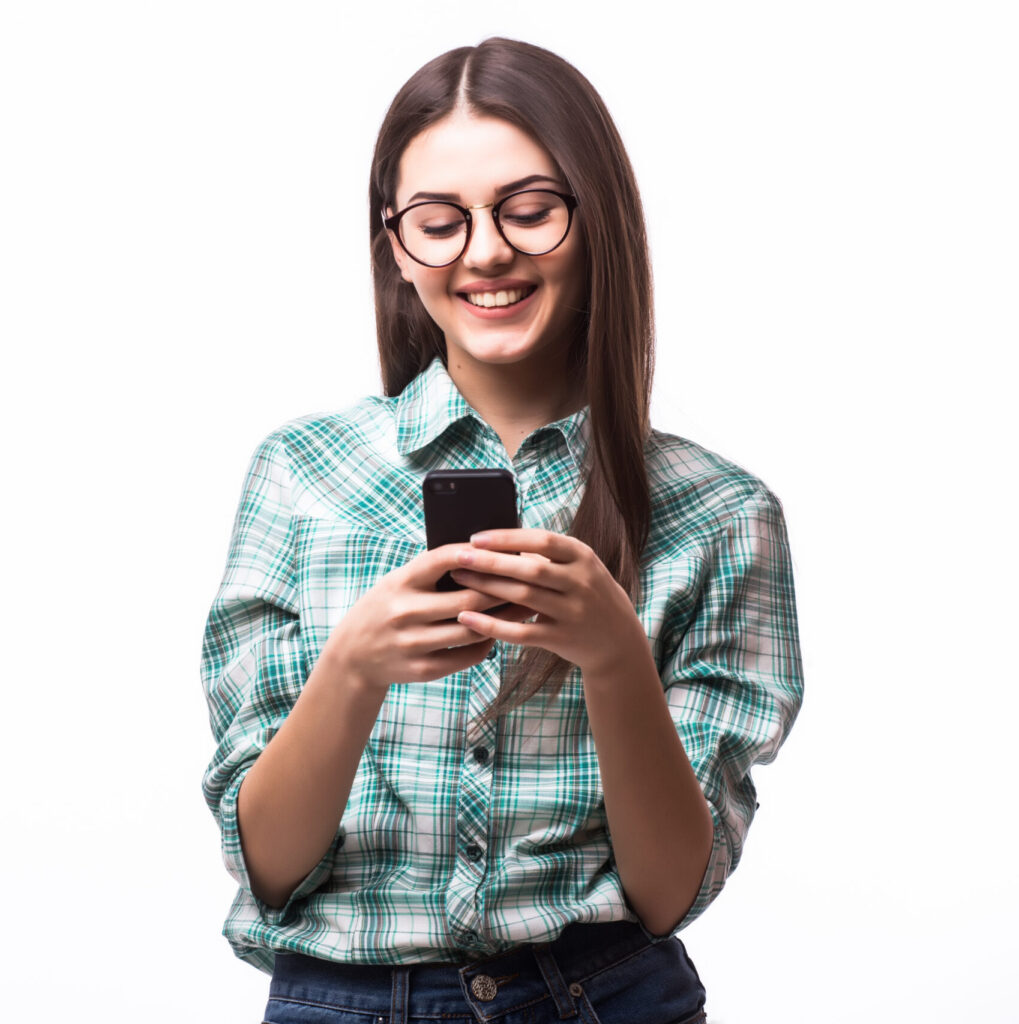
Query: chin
[{"left": 455, "top": 337, "right": 556, "bottom": 367}]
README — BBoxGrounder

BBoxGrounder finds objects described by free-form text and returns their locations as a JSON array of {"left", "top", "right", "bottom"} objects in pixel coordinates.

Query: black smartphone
[{"left": 423, "top": 469, "right": 519, "bottom": 591}]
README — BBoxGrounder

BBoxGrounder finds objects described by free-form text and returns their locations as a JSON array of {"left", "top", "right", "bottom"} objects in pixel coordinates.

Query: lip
[
  {"left": 455, "top": 278, "right": 539, "bottom": 319},
  {"left": 457, "top": 287, "right": 538, "bottom": 319},
  {"left": 456, "top": 277, "right": 537, "bottom": 295}
]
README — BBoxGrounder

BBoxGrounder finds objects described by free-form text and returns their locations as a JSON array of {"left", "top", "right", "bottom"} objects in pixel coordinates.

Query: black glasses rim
[{"left": 382, "top": 188, "right": 579, "bottom": 269}]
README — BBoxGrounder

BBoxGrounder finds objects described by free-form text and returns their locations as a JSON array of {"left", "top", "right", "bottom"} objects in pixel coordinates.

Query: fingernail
[{"left": 470, "top": 532, "right": 492, "bottom": 545}]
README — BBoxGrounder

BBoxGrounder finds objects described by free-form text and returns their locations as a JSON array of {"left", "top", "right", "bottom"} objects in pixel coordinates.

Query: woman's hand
[
  {"left": 322, "top": 542, "right": 536, "bottom": 694},
  {"left": 449, "top": 529, "right": 647, "bottom": 677}
]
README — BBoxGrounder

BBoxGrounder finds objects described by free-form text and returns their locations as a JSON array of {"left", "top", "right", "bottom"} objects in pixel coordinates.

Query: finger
[
  {"left": 485, "top": 601, "right": 540, "bottom": 623},
  {"left": 415, "top": 637, "right": 497, "bottom": 680},
  {"left": 449, "top": 568, "right": 563, "bottom": 616},
  {"left": 453, "top": 548, "right": 568, "bottom": 592},
  {"left": 409, "top": 619, "right": 498, "bottom": 651},
  {"left": 403, "top": 542, "right": 481, "bottom": 587},
  {"left": 468, "top": 529, "right": 580, "bottom": 563},
  {"left": 456, "top": 608, "right": 542, "bottom": 644},
  {"left": 430, "top": 585, "right": 529, "bottom": 621}
]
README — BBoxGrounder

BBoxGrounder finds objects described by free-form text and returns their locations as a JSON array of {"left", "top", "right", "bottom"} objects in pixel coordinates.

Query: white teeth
[{"left": 465, "top": 288, "right": 530, "bottom": 307}]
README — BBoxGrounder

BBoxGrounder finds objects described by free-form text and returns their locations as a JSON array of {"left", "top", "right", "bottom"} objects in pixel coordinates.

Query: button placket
[{"left": 446, "top": 656, "right": 499, "bottom": 947}]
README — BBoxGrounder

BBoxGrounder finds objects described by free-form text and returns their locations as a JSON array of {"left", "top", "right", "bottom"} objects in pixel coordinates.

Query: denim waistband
[{"left": 269, "top": 920, "right": 673, "bottom": 1021}]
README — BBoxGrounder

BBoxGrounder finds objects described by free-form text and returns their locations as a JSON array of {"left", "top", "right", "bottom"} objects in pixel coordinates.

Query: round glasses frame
[{"left": 382, "top": 188, "right": 580, "bottom": 269}]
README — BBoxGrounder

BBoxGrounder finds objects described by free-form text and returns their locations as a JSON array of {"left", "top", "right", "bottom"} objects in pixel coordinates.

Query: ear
[{"left": 384, "top": 209, "right": 414, "bottom": 284}]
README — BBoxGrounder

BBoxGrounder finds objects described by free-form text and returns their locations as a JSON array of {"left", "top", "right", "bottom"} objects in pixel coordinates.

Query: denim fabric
[{"left": 262, "top": 921, "right": 707, "bottom": 1024}]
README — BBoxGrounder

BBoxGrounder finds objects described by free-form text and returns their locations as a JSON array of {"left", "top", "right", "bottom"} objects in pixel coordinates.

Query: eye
[
  {"left": 500, "top": 201, "right": 554, "bottom": 228},
  {"left": 419, "top": 220, "right": 463, "bottom": 238},
  {"left": 401, "top": 203, "right": 466, "bottom": 240}
]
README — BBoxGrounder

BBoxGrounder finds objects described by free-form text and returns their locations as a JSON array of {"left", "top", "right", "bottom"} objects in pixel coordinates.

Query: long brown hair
[{"left": 369, "top": 38, "right": 655, "bottom": 727}]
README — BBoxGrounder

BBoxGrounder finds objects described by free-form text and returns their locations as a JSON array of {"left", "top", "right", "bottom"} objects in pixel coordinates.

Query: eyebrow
[{"left": 405, "top": 174, "right": 565, "bottom": 206}]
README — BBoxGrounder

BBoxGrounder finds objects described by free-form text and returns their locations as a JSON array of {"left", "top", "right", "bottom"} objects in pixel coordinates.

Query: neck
[{"left": 444, "top": 349, "right": 587, "bottom": 458}]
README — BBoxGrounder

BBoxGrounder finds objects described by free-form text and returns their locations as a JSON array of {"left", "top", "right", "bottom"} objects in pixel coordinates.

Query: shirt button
[
  {"left": 485, "top": 644, "right": 499, "bottom": 661},
  {"left": 465, "top": 842, "right": 483, "bottom": 862},
  {"left": 472, "top": 746, "right": 489, "bottom": 764}
]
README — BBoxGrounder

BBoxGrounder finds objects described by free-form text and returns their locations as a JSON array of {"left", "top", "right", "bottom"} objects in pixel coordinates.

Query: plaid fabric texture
[{"left": 201, "top": 355, "right": 804, "bottom": 972}]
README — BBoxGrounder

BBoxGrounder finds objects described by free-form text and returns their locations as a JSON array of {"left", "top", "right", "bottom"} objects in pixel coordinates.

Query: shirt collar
[
  {"left": 394, "top": 355, "right": 591, "bottom": 472},
  {"left": 394, "top": 355, "right": 477, "bottom": 456}
]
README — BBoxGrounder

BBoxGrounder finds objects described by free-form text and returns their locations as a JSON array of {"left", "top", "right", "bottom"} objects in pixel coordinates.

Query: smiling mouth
[{"left": 460, "top": 286, "right": 537, "bottom": 309}]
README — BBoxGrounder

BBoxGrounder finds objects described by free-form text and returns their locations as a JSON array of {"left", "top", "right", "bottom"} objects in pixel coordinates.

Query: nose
[{"left": 461, "top": 207, "right": 515, "bottom": 270}]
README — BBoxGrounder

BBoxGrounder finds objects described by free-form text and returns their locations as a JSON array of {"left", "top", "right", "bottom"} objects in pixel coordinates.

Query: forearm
[
  {"left": 237, "top": 643, "right": 388, "bottom": 908},
  {"left": 582, "top": 640, "right": 714, "bottom": 936}
]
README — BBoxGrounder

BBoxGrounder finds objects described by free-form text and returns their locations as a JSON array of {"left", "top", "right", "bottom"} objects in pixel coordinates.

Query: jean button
[{"left": 471, "top": 974, "right": 498, "bottom": 1001}]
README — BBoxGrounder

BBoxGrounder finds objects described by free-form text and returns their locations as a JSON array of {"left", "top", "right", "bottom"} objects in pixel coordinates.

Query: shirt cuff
[{"left": 218, "top": 765, "right": 339, "bottom": 926}]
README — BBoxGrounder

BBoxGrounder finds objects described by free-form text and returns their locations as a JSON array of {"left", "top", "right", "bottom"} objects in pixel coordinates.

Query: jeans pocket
[
  {"left": 567, "top": 937, "right": 707, "bottom": 1024},
  {"left": 574, "top": 981, "right": 708, "bottom": 1024}
]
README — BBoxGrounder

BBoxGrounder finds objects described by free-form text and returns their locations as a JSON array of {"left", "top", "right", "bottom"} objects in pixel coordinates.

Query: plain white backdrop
[{"left": 2, "top": 2, "right": 1015, "bottom": 1021}]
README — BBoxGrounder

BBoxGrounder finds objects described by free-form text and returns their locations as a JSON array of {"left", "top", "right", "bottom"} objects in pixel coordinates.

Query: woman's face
[{"left": 387, "top": 109, "right": 586, "bottom": 377}]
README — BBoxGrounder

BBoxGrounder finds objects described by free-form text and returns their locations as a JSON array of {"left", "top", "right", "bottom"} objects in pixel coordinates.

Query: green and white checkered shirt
[{"left": 201, "top": 355, "right": 803, "bottom": 972}]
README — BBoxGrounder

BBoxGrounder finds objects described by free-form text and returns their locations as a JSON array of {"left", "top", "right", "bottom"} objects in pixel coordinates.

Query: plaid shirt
[{"left": 201, "top": 355, "right": 804, "bottom": 972}]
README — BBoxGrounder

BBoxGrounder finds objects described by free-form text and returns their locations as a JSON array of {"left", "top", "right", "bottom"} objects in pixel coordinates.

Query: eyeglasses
[{"left": 382, "top": 188, "right": 579, "bottom": 269}]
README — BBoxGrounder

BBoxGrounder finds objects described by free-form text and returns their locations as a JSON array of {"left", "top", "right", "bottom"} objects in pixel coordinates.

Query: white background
[{"left": 2, "top": 2, "right": 1015, "bottom": 1021}]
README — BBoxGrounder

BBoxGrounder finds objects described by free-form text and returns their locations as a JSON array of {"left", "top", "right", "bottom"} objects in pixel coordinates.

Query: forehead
[{"left": 395, "top": 111, "right": 560, "bottom": 206}]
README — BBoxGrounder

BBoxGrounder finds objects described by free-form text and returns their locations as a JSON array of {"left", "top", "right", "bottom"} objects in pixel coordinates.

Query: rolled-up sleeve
[
  {"left": 200, "top": 434, "right": 337, "bottom": 924},
  {"left": 663, "top": 485, "right": 804, "bottom": 928}
]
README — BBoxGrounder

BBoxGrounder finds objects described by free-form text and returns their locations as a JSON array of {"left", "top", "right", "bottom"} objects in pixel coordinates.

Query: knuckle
[
  {"left": 395, "top": 629, "right": 422, "bottom": 654},
  {"left": 390, "top": 598, "right": 415, "bottom": 627}
]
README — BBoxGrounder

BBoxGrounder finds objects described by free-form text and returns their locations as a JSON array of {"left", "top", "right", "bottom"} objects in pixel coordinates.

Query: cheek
[
  {"left": 550, "top": 250, "right": 587, "bottom": 310},
  {"left": 552, "top": 237, "right": 586, "bottom": 296},
  {"left": 408, "top": 272, "right": 454, "bottom": 322}
]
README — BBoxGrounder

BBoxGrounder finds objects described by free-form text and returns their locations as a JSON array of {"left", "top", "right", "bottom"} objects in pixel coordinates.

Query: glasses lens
[
  {"left": 497, "top": 191, "right": 571, "bottom": 255},
  {"left": 398, "top": 203, "right": 468, "bottom": 266}
]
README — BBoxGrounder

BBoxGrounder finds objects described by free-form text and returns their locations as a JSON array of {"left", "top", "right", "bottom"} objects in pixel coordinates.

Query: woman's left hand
[{"left": 449, "top": 528, "right": 646, "bottom": 677}]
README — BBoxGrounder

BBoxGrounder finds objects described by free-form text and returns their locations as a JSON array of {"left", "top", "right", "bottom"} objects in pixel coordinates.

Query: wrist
[
  {"left": 314, "top": 633, "right": 390, "bottom": 702},
  {"left": 579, "top": 619, "right": 654, "bottom": 684}
]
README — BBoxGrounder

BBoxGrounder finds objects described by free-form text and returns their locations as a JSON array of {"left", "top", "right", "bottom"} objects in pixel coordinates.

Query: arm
[
  {"left": 585, "top": 485, "right": 804, "bottom": 935},
  {"left": 581, "top": 641, "right": 714, "bottom": 937},
  {"left": 201, "top": 434, "right": 343, "bottom": 918},
  {"left": 654, "top": 485, "right": 805, "bottom": 928},
  {"left": 235, "top": 647, "right": 387, "bottom": 907},
  {"left": 237, "top": 582, "right": 531, "bottom": 908}
]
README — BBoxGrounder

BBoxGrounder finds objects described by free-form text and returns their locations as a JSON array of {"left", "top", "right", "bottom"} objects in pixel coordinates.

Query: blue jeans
[{"left": 262, "top": 920, "right": 707, "bottom": 1024}]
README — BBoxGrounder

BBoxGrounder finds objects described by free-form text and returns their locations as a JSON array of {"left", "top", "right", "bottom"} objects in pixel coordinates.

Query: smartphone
[{"left": 423, "top": 469, "right": 519, "bottom": 591}]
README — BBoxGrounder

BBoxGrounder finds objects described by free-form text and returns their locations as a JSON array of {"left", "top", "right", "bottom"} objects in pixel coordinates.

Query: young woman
[{"left": 202, "top": 37, "right": 803, "bottom": 1024}]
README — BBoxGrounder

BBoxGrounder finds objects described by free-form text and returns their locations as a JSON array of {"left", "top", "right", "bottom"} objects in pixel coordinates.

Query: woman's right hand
[{"left": 322, "top": 542, "right": 535, "bottom": 694}]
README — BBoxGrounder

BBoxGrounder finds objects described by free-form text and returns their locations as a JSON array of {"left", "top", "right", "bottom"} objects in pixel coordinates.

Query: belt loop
[
  {"left": 530, "top": 942, "right": 577, "bottom": 1019},
  {"left": 390, "top": 965, "right": 410, "bottom": 1024}
]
